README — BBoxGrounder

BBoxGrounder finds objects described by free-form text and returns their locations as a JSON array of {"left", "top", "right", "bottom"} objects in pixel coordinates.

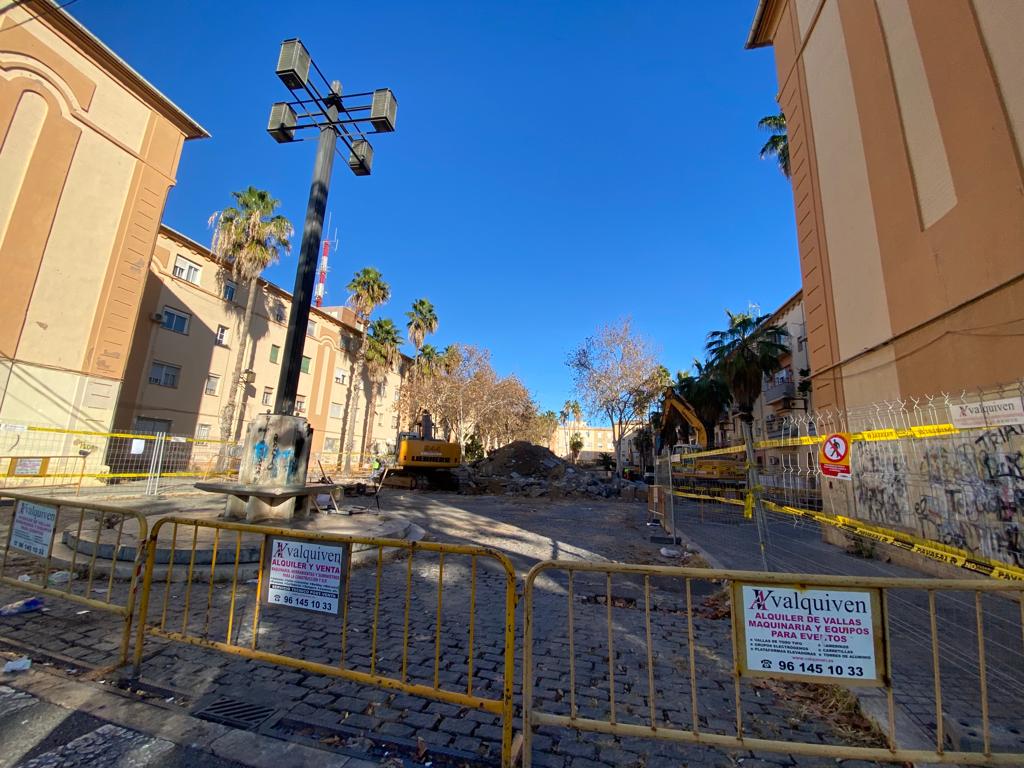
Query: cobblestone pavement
[
  {"left": 1, "top": 492, "right": 1022, "bottom": 765},
  {"left": 673, "top": 498, "right": 1024, "bottom": 753}
]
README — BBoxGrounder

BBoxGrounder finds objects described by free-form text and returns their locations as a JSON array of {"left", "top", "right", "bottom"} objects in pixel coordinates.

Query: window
[
  {"left": 262, "top": 387, "right": 273, "bottom": 406},
  {"left": 215, "top": 325, "right": 230, "bottom": 346},
  {"left": 334, "top": 367, "right": 346, "bottom": 385},
  {"left": 377, "top": 413, "right": 384, "bottom": 427},
  {"left": 204, "top": 374, "right": 220, "bottom": 396},
  {"left": 393, "top": 389, "right": 400, "bottom": 402},
  {"left": 329, "top": 402, "right": 343, "bottom": 419},
  {"left": 148, "top": 361, "right": 180, "bottom": 388},
  {"left": 300, "top": 356, "right": 311, "bottom": 374},
  {"left": 324, "top": 437, "right": 339, "bottom": 452},
  {"left": 161, "top": 307, "right": 190, "bottom": 334},
  {"left": 196, "top": 424, "right": 211, "bottom": 441},
  {"left": 172, "top": 255, "right": 201, "bottom": 284},
  {"left": 306, "top": 320, "right": 317, "bottom": 337},
  {"left": 378, "top": 382, "right": 387, "bottom": 397},
  {"left": 270, "top": 345, "right": 280, "bottom": 364},
  {"left": 295, "top": 395, "right": 306, "bottom": 414},
  {"left": 274, "top": 304, "right": 286, "bottom": 323},
  {"left": 135, "top": 416, "right": 172, "bottom": 433},
  {"left": 222, "top": 280, "right": 236, "bottom": 302}
]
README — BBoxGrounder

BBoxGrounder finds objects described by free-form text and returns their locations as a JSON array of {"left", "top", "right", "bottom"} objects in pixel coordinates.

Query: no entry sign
[{"left": 818, "top": 432, "right": 852, "bottom": 479}]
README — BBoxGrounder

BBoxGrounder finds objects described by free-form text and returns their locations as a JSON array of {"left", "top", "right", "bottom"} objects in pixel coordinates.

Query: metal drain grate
[{"left": 192, "top": 696, "right": 277, "bottom": 730}]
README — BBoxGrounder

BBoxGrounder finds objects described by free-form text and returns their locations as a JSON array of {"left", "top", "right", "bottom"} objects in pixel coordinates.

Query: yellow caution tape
[{"left": 669, "top": 488, "right": 1024, "bottom": 581}]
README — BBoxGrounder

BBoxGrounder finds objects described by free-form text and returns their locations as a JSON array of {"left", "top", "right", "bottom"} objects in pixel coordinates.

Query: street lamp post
[
  {"left": 225, "top": 40, "right": 397, "bottom": 519},
  {"left": 268, "top": 39, "right": 397, "bottom": 415}
]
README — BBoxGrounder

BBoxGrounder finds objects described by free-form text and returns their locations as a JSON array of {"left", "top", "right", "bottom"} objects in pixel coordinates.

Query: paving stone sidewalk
[{"left": 1, "top": 492, "right": 1021, "bottom": 765}]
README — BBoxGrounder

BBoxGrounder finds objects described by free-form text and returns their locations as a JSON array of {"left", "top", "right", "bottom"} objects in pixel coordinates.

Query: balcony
[{"left": 763, "top": 379, "right": 796, "bottom": 404}]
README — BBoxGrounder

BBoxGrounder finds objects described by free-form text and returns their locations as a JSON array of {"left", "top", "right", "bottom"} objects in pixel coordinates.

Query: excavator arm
[{"left": 660, "top": 387, "right": 708, "bottom": 449}]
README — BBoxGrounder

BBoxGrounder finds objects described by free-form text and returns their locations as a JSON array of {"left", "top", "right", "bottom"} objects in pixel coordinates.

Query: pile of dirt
[{"left": 456, "top": 441, "right": 646, "bottom": 501}]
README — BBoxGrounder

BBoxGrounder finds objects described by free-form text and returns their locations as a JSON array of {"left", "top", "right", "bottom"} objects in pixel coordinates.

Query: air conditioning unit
[
  {"left": 348, "top": 139, "right": 373, "bottom": 176},
  {"left": 276, "top": 39, "right": 310, "bottom": 90},
  {"left": 151, "top": 312, "right": 164, "bottom": 323},
  {"left": 267, "top": 102, "right": 297, "bottom": 143},
  {"left": 369, "top": 89, "right": 397, "bottom": 132},
  {"left": 243, "top": 370, "right": 256, "bottom": 384}
]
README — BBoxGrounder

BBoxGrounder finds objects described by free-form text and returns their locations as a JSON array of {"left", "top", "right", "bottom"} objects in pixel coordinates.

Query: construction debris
[{"left": 454, "top": 441, "right": 648, "bottom": 501}]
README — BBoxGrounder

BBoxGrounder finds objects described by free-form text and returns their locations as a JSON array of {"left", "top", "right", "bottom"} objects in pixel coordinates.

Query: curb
[{"left": 1, "top": 666, "right": 377, "bottom": 768}]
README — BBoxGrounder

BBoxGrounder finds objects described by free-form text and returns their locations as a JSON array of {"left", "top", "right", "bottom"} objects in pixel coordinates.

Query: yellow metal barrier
[
  {"left": 133, "top": 517, "right": 518, "bottom": 766},
  {"left": 0, "top": 490, "right": 147, "bottom": 664},
  {"left": 523, "top": 560, "right": 1024, "bottom": 766},
  {"left": 0, "top": 455, "right": 86, "bottom": 494}
]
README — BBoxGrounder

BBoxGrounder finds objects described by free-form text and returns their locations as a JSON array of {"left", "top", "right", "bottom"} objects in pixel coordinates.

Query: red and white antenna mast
[{"left": 315, "top": 214, "right": 335, "bottom": 308}]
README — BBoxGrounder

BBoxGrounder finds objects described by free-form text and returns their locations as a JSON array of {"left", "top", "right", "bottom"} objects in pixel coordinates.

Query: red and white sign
[{"left": 818, "top": 433, "right": 851, "bottom": 479}]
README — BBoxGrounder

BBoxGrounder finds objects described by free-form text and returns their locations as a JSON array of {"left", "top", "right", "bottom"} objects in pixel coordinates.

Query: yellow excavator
[
  {"left": 381, "top": 411, "right": 461, "bottom": 489},
  {"left": 659, "top": 387, "right": 745, "bottom": 487}
]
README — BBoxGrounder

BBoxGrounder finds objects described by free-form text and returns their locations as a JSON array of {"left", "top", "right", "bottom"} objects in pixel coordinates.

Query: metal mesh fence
[{"left": 668, "top": 381, "right": 1024, "bottom": 574}]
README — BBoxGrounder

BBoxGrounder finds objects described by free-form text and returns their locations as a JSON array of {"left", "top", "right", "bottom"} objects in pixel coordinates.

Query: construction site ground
[{"left": 1, "top": 490, "right": 1021, "bottom": 766}]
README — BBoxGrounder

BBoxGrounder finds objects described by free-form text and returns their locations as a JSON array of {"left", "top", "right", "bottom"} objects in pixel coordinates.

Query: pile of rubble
[{"left": 454, "top": 441, "right": 647, "bottom": 501}]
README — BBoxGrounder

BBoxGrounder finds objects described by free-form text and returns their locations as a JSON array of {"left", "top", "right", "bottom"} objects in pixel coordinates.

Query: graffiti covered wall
[{"left": 848, "top": 422, "right": 1023, "bottom": 568}]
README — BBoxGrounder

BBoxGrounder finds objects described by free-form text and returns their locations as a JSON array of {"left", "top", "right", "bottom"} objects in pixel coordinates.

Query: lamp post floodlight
[{"left": 267, "top": 38, "right": 397, "bottom": 418}]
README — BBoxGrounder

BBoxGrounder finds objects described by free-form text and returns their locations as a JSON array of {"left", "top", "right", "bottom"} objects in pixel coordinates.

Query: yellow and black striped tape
[{"left": 671, "top": 488, "right": 1024, "bottom": 582}]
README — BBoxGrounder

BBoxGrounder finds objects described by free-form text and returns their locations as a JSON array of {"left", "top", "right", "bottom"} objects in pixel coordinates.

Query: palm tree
[
  {"left": 569, "top": 433, "right": 584, "bottom": 465},
  {"left": 406, "top": 298, "right": 438, "bottom": 359},
  {"left": 360, "top": 318, "right": 403, "bottom": 465},
  {"left": 758, "top": 112, "right": 790, "bottom": 178},
  {"left": 405, "top": 298, "right": 438, "bottom": 426},
  {"left": 340, "top": 267, "right": 390, "bottom": 473},
  {"left": 418, "top": 343, "right": 439, "bottom": 376},
  {"left": 209, "top": 187, "right": 293, "bottom": 456},
  {"left": 675, "top": 360, "right": 733, "bottom": 449},
  {"left": 706, "top": 310, "right": 789, "bottom": 569},
  {"left": 558, "top": 401, "right": 572, "bottom": 458}
]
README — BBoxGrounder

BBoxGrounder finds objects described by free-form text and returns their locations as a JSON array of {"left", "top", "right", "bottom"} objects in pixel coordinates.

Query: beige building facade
[
  {"left": 0, "top": 0, "right": 205, "bottom": 438},
  {"left": 551, "top": 422, "right": 636, "bottom": 466},
  {"left": 0, "top": 0, "right": 206, "bottom": 433},
  {"left": 116, "top": 227, "right": 408, "bottom": 462},
  {"left": 748, "top": 0, "right": 1024, "bottom": 409}
]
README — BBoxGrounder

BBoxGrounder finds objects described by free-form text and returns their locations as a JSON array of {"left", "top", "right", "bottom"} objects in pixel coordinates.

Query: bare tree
[{"left": 567, "top": 318, "right": 663, "bottom": 477}]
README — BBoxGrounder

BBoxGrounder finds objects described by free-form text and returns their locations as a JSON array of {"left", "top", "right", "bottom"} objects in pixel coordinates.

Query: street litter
[
  {"left": 660, "top": 547, "right": 681, "bottom": 557},
  {"left": 47, "top": 571, "right": 73, "bottom": 585},
  {"left": 17, "top": 574, "right": 31, "bottom": 582},
  {"left": 75, "top": 610, "right": 90, "bottom": 615},
  {"left": 0, "top": 597, "right": 44, "bottom": 616},
  {"left": 3, "top": 657, "right": 31, "bottom": 672}
]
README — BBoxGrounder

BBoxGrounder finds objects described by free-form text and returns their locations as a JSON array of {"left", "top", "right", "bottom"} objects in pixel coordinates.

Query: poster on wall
[
  {"left": 10, "top": 500, "right": 58, "bottom": 558},
  {"left": 949, "top": 397, "right": 1024, "bottom": 429},
  {"left": 732, "top": 582, "right": 885, "bottom": 686},
  {"left": 262, "top": 537, "right": 348, "bottom": 615}
]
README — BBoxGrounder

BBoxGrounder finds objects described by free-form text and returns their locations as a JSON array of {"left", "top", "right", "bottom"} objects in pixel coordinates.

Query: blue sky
[{"left": 70, "top": 0, "right": 797, "bottom": 416}]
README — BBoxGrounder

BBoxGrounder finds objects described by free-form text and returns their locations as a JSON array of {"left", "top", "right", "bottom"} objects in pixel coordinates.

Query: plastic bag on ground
[
  {"left": 3, "top": 657, "right": 31, "bottom": 672},
  {"left": 0, "top": 597, "right": 44, "bottom": 616}
]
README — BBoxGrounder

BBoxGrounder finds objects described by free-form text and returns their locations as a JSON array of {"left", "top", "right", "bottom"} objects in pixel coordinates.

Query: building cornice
[
  {"left": 24, "top": 0, "right": 209, "bottom": 139},
  {"left": 746, "top": 0, "right": 785, "bottom": 49}
]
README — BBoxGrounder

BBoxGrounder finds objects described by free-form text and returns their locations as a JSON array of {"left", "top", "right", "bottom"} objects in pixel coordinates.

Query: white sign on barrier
[
  {"left": 264, "top": 538, "right": 347, "bottom": 615},
  {"left": 10, "top": 500, "right": 58, "bottom": 558},
  {"left": 733, "top": 582, "right": 885, "bottom": 686},
  {"left": 950, "top": 397, "right": 1024, "bottom": 428}
]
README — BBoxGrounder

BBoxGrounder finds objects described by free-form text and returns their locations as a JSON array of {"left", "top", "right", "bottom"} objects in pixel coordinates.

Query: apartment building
[
  {"left": 115, "top": 226, "right": 408, "bottom": 460},
  {"left": 748, "top": 0, "right": 1024, "bottom": 408},
  {"left": 0, "top": 0, "right": 206, "bottom": 432},
  {"left": 550, "top": 422, "right": 635, "bottom": 466}
]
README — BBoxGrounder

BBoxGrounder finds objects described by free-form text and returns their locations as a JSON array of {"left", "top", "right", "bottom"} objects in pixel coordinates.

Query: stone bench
[{"left": 194, "top": 481, "right": 338, "bottom": 524}]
